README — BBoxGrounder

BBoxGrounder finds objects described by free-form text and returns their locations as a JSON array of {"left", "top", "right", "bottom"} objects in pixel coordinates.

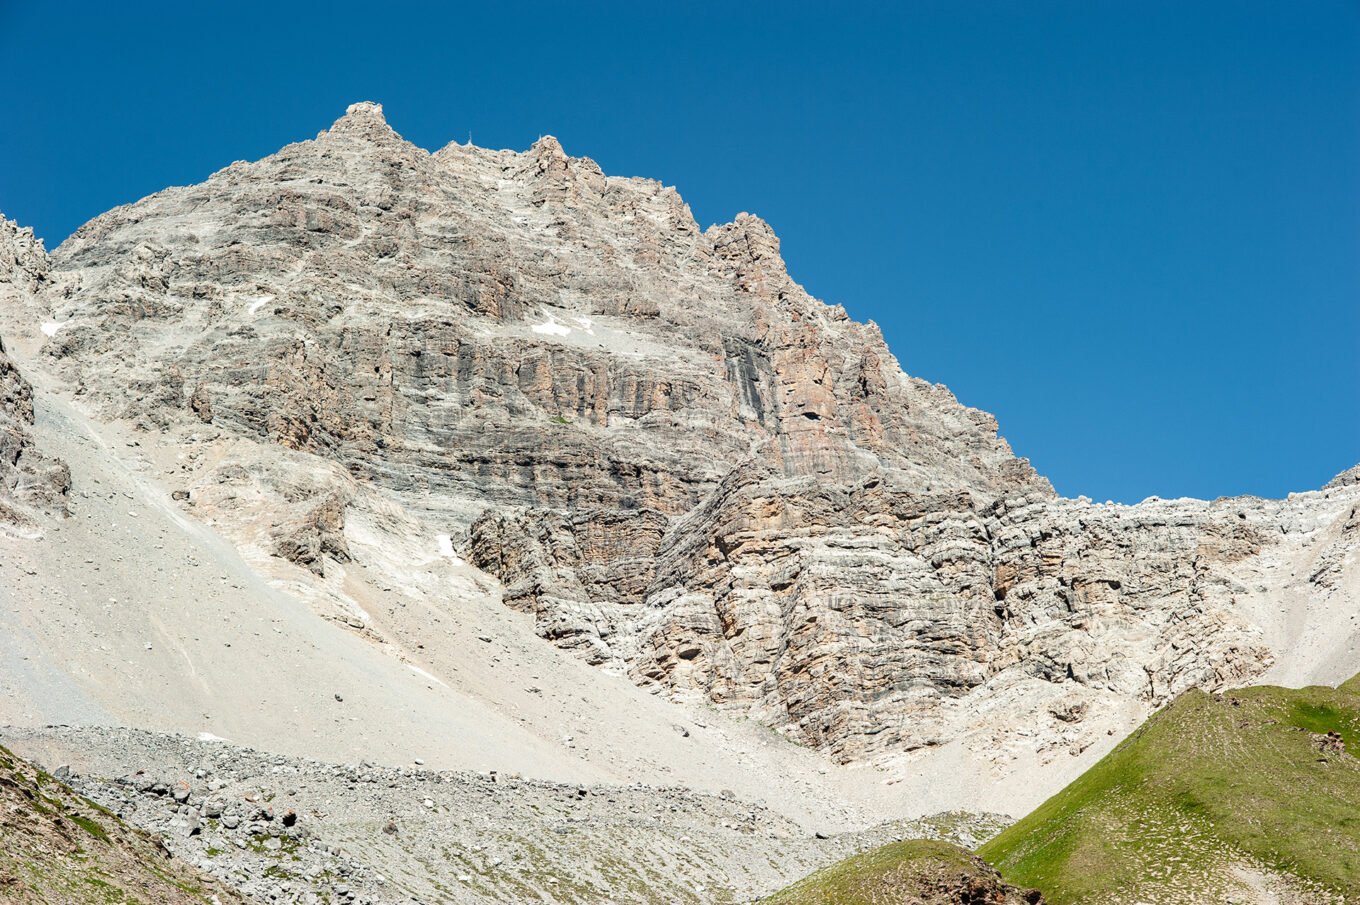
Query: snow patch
[
  {"left": 531, "top": 318, "right": 571, "bottom": 337},
  {"left": 197, "top": 732, "right": 231, "bottom": 743},
  {"left": 40, "top": 321, "right": 65, "bottom": 337},
  {"left": 436, "top": 533, "right": 465, "bottom": 565},
  {"left": 247, "top": 294, "right": 276, "bottom": 315}
]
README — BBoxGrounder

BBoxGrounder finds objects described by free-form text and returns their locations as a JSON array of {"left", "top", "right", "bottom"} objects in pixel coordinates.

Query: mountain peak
[
  {"left": 530, "top": 134, "right": 565, "bottom": 156},
  {"left": 326, "top": 100, "right": 398, "bottom": 142},
  {"left": 344, "top": 100, "right": 385, "bottom": 120}
]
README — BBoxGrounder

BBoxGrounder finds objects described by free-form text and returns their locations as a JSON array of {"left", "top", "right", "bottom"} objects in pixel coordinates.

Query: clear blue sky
[{"left": 2, "top": 1, "right": 1356, "bottom": 502}]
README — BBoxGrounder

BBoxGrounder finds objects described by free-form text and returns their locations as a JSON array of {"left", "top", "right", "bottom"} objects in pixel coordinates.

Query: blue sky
[{"left": 1, "top": 1, "right": 1356, "bottom": 502}]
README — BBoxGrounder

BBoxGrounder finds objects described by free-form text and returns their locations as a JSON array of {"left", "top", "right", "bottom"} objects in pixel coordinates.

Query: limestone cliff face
[
  {"left": 48, "top": 103, "right": 1044, "bottom": 521},
  {"left": 19, "top": 103, "right": 1359, "bottom": 761},
  {"left": 469, "top": 465, "right": 1318, "bottom": 761},
  {"left": 0, "top": 219, "right": 69, "bottom": 529}
]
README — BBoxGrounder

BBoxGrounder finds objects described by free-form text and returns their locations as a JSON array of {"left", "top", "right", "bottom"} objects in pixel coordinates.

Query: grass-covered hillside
[
  {"left": 981, "top": 676, "right": 1360, "bottom": 904},
  {"left": 762, "top": 838, "right": 1043, "bottom": 904},
  {"left": 0, "top": 743, "right": 253, "bottom": 905}
]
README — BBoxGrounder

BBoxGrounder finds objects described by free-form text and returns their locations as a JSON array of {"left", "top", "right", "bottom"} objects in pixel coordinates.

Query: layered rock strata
[{"left": 5, "top": 102, "right": 1355, "bottom": 762}]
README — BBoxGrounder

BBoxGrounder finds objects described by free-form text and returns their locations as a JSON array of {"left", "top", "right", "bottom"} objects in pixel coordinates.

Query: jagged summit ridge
[{"left": 48, "top": 102, "right": 1043, "bottom": 503}]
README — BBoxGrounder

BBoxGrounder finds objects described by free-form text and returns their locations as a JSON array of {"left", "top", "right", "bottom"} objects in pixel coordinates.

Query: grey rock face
[
  {"left": 0, "top": 215, "right": 49, "bottom": 298},
  {"left": 46, "top": 103, "right": 1043, "bottom": 520},
  {"left": 13, "top": 102, "right": 1359, "bottom": 762},
  {"left": 0, "top": 218, "right": 69, "bottom": 528},
  {"left": 470, "top": 463, "right": 1321, "bottom": 761}
]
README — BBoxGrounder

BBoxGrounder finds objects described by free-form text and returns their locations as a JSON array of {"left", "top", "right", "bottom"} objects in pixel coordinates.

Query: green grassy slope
[
  {"left": 763, "top": 838, "right": 1042, "bottom": 904},
  {"left": 980, "top": 678, "right": 1360, "bottom": 904}
]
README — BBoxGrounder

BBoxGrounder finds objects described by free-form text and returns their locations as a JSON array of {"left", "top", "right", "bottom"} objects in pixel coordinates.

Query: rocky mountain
[
  {"left": 5, "top": 102, "right": 1359, "bottom": 767},
  {"left": 0, "top": 101, "right": 1356, "bottom": 904}
]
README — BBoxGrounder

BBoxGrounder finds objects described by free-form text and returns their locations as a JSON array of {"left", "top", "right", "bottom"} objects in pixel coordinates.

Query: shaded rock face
[
  {"left": 0, "top": 220, "right": 69, "bottom": 529},
  {"left": 18, "top": 103, "right": 1359, "bottom": 761},
  {"left": 273, "top": 491, "right": 352, "bottom": 576},
  {"left": 469, "top": 506, "right": 669, "bottom": 665}
]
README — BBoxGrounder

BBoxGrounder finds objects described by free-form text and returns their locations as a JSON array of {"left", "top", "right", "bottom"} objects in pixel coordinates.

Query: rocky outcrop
[
  {"left": 272, "top": 491, "right": 352, "bottom": 576},
  {"left": 470, "top": 465, "right": 1303, "bottom": 760},
  {"left": 15, "top": 103, "right": 1359, "bottom": 764},
  {"left": 469, "top": 506, "right": 668, "bottom": 664},
  {"left": 0, "top": 339, "right": 70, "bottom": 525},
  {"left": 766, "top": 838, "right": 1045, "bottom": 905},
  {"left": 0, "top": 217, "right": 49, "bottom": 298},
  {"left": 0, "top": 219, "right": 69, "bottom": 529}
]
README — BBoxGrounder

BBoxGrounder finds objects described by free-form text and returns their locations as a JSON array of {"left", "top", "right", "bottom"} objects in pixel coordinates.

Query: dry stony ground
[
  {"left": 1, "top": 725, "right": 1009, "bottom": 905},
  {"left": 0, "top": 739, "right": 255, "bottom": 905}
]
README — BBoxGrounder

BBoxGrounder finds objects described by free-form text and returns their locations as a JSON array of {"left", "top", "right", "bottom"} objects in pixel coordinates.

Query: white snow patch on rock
[
  {"left": 435, "top": 533, "right": 465, "bottom": 565},
  {"left": 40, "top": 321, "right": 65, "bottom": 337},
  {"left": 531, "top": 318, "right": 571, "bottom": 337}
]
